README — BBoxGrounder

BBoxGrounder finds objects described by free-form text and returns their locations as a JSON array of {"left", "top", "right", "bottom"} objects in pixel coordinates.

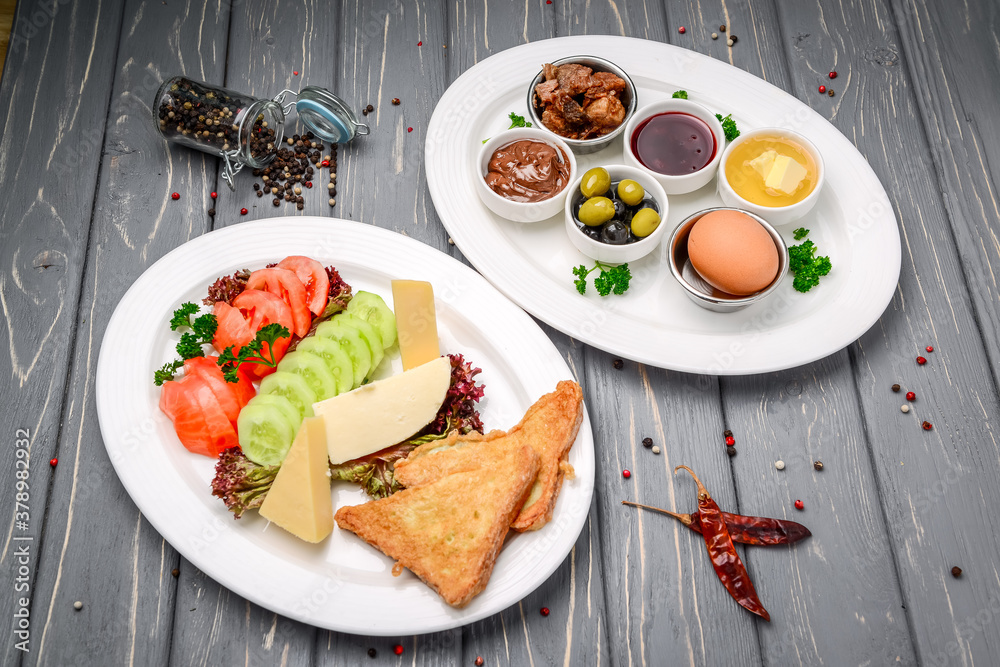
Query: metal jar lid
[{"left": 275, "top": 86, "right": 370, "bottom": 144}]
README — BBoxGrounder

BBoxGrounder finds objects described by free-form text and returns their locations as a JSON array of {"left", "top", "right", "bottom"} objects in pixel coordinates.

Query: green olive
[
  {"left": 630, "top": 208, "right": 661, "bottom": 238},
  {"left": 580, "top": 167, "right": 611, "bottom": 198},
  {"left": 617, "top": 179, "right": 645, "bottom": 206},
  {"left": 578, "top": 197, "right": 616, "bottom": 227}
]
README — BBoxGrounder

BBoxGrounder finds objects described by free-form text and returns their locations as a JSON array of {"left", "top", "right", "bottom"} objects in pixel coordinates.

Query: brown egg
[{"left": 687, "top": 210, "right": 779, "bottom": 296}]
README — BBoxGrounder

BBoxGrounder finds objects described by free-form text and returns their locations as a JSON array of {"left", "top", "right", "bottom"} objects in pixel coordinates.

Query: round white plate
[
  {"left": 426, "top": 36, "right": 901, "bottom": 374},
  {"left": 95, "top": 217, "right": 594, "bottom": 636}
]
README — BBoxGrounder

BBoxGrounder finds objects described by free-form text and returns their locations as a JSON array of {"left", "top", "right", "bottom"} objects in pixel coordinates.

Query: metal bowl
[
  {"left": 667, "top": 207, "right": 789, "bottom": 313},
  {"left": 526, "top": 55, "right": 637, "bottom": 155}
]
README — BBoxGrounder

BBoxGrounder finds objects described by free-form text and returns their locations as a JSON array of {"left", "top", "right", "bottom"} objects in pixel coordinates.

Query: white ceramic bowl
[
  {"left": 717, "top": 127, "right": 825, "bottom": 226},
  {"left": 622, "top": 99, "right": 726, "bottom": 195},
  {"left": 564, "top": 164, "right": 669, "bottom": 264},
  {"left": 526, "top": 55, "right": 637, "bottom": 155},
  {"left": 475, "top": 128, "right": 577, "bottom": 223}
]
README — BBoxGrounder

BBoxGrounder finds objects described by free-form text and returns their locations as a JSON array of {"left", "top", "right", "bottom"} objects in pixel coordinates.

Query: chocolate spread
[{"left": 485, "top": 140, "right": 571, "bottom": 203}]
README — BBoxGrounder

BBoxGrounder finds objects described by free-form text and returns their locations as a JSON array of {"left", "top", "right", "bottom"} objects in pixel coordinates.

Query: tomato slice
[
  {"left": 159, "top": 373, "right": 238, "bottom": 457},
  {"left": 213, "top": 301, "right": 252, "bottom": 357},
  {"left": 184, "top": 356, "right": 256, "bottom": 429},
  {"left": 231, "top": 289, "right": 294, "bottom": 377},
  {"left": 246, "top": 268, "right": 312, "bottom": 337},
  {"left": 277, "top": 256, "right": 330, "bottom": 316}
]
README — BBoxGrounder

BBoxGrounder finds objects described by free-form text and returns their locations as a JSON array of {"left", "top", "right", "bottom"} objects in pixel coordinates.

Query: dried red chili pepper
[
  {"left": 675, "top": 465, "right": 771, "bottom": 622},
  {"left": 621, "top": 501, "right": 811, "bottom": 546}
]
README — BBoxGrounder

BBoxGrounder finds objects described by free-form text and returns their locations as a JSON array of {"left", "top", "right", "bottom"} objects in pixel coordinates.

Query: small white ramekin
[
  {"left": 475, "top": 128, "right": 577, "bottom": 223},
  {"left": 717, "top": 127, "right": 825, "bottom": 227},
  {"left": 564, "top": 164, "right": 669, "bottom": 264},
  {"left": 622, "top": 99, "right": 726, "bottom": 195}
]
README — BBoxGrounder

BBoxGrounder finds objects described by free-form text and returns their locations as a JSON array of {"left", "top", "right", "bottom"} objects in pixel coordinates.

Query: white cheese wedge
[
  {"left": 259, "top": 417, "right": 333, "bottom": 543},
  {"left": 315, "top": 356, "right": 451, "bottom": 465},
  {"left": 391, "top": 280, "right": 441, "bottom": 371},
  {"left": 764, "top": 154, "right": 807, "bottom": 195},
  {"left": 749, "top": 149, "right": 778, "bottom": 179}
]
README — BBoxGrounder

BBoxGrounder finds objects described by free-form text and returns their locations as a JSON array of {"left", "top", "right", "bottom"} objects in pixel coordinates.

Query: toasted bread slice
[
  {"left": 394, "top": 380, "right": 583, "bottom": 531},
  {"left": 335, "top": 443, "right": 540, "bottom": 608}
]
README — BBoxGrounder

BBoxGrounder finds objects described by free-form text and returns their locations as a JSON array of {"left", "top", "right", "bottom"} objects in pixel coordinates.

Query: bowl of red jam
[{"left": 623, "top": 99, "right": 725, "bottom": 195}]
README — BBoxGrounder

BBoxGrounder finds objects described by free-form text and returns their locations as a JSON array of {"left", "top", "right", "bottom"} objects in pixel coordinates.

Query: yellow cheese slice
[
  {"left": 314, "top": 356, "right": 451, "bottom": 465},
  {"left": 764, "top": 154, "right": 807, "bottom": 195},
  {"left": 259, "top": 417, "right": 333, "bottom": 543},
  {"left": 391, "top": 280, "right": 440, "bottom": 371}
]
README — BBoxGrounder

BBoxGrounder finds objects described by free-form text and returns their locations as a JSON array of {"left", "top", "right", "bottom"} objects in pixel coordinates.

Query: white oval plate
[
  {"left": 95, "top": 217, "right": 594, "bottom": 636},
  {"left": 426, "top": 36, "right": 900, "bottom": 375}
]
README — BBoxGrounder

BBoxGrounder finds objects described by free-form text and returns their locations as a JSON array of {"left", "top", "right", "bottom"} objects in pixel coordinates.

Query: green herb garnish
[
  {"left": 672, "top": 90, "right": 689, "bottom": 99},
  {"left": 788, "top": 231, "right": 832, "bottom": 293},
  {"left": 218, "top": 323, "right": 291, "bottom": 383},
  {"left": 508, "top": 111, "right": 532, "bottom": 128},
  {"left": 715, "top": 113, "right": 740, "bottom": 142},
  {"left": 573, "top": 262, "right": 632, "bottom": 296},
  {"left": 154, "top": 303, "right": 219, "bottom": 385}
]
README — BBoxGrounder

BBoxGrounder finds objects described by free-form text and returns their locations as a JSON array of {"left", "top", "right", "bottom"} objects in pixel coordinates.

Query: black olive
[{"left": 600, "top": 220, "right": 630, "bottom": 245}]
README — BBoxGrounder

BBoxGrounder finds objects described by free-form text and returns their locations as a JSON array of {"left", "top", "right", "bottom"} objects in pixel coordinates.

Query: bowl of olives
[{"left": 564, "top": 164, "right": 669, "bottom": 264}]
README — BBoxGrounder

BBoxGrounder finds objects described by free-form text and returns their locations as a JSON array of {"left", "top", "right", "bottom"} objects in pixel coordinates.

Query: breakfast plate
[
  {"left": 95, "top": 217, "right": 595, "bottom": 635},
  {"left": 426, "top": 36, "right": 901, "bottom": 375}
]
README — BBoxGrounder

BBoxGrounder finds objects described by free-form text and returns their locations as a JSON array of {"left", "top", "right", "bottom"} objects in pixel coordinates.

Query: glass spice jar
[{"left": 154, "top": 76, "right": 368, "bottom": 190}]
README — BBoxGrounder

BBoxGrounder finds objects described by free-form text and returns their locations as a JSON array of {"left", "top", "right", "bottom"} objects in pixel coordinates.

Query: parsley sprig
[
  {"left": 153, "top": 303, "right": 219, "bottom": 385},
  {"left": 573, "top": 262, "right": 632, "bottom": 296},
  {"left": 671, "top": 91, "right": 740, "bottom": 141},
  {"left": 672, "top": 90, "right": 689, "bottom": 99},
  {"left": 508, "top": 111, "right": 532, "bottom": 128},
  {"left": 218, "top": 323, "right": 291, "bottom": 383},
  {"left": 788, "top": 230, "right": 832, "bottom": 293}
]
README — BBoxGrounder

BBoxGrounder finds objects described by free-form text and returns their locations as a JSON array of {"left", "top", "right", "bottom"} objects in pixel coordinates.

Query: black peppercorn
[
  {"left": 612, "top": 359, "right": 624, "bottom": 370},
  {"left": 171, "top": 568, "right": 180, "bottom": 578},
  {"left": 951, "top": 566, "right": 962, "bottom": 578},
  {"left": 892, "top": 384, "right": 901, "bottom": 392},
  {"left": 207, "top": 208, "right": 215, "bottom": 217},
  {"left": 729, "top": 35, "right": 738, "bottom": 43},
  {"left": 813, "top": 460, "right": 824, "bottom": 471},
  {"left": 368, "top": 648, "right": 377, "bottom": 658},
  {"left": 726, "top": 447, "right": 737, "bottom": 457},
  {"left": 723, "top": 429, "right": 733, "bottom": 438},
  {"left": 720, "top": 24, "right": 726, "bottom": 32},
  {"left": 642, "top": 437, "right": 653, "bottom": 448}
]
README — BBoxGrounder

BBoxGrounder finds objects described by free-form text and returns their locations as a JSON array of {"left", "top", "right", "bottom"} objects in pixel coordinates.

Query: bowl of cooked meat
[{"left": 527, "top": 56, "right": 637, "bottom": 155}]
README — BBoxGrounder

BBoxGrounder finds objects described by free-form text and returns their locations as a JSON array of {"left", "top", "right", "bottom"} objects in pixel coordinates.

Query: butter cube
[
  {"left": 764, "top": 155, "right": 807, "bottom": 195},
  {"left": 749, "top": 149, "right": 778, "bottom": 179}
]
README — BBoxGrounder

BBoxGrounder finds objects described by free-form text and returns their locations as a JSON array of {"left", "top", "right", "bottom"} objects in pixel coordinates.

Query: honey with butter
[{"left": 725, "top": 135, "right": 818, "bottom": 207}]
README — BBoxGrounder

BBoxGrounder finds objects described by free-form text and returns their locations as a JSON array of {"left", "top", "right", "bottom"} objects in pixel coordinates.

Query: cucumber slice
[
  {"left": 294, "top": 337, "right": 354, "bottom": 396},
  {"left": 315, "top": 320, "right": 372, "bottom": 387},
  {"left": 338, "top": 313, "right": 385, "bottom": 372},
  {"left": 259, "top": 371, "right": 318, "bottom": 419},
  {"left": 237, "top": 401, "right": 296, "bottom": 466},
  {"left": 246, "top": 393, "right": 301, "bottom": 431},
  {"left": 277, "top": 350, "right": 338, "bottom": 402},
  {"left": 345, "top": 291, "right": 397, "bottom": 349}
]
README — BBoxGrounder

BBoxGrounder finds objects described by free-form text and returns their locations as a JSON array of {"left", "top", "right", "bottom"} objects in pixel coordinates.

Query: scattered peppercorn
[
  {"left": 366, "top": 104, "right": 374, "bottom": 113},
  {"left": 720, "top": 24, "right": 726, "bottom": 32},
  {"left": 951, "top": 566, "right": 962, "bottom": 578},
  {"left": 892, "top": 383, "right": 901, "bottom": 392},
  {"left": 724, "top": 429, "right": 733, "bottom": 438},
  {"left": 623, "top": 469, "right": 631, "bottom": 479},
  {"left": 729, "top": 35, "right": 738, "bottom": 43},
  {"left": 273, "top": 198, "right": 280, "bottom": 207},
  {"left": 321, "top": 159, "right": 329, "bottom": 167},
  {"left": 775, "top": 460, "right": 785, "bottom": 470},
  {"left": 726, "top": 38, "right": 734, "bottom": 46},
  {"left": 642, "top": 437, "right": 653, "bottom": 448},
  {"left": 305, "top": 181, "right": 312, "bottom": 188},
  {"left": 417, "top": 41, "right": 422, "bottom": 46},
  {"left": 829, "top": 71, "right": 837, "bottom": 79},
  {"left": 813, "top": 460, "right": 824, "bottom": 471},
  {"left": 50, "top": 458, "right": 58, "bottom": 467},
  {"left": 725, "top": 436, "right": 735, "bottom": 447},
  {"left": 916, "top": 356, "right": 927, "bottom": 365},
  {"left": 475, "top": 657, "right": 484, "bottom": 667},
  {"left": 73, "top": 601, "right": 83, "bottom": 610},
  {"left": 329, "top": 198, "right": 336, "bottom": 206},
  {"left": 240, "top": 207, "right": 248, "bottom": 215},
  {"left": 391, "top": 98, "right": 401, "bottom": 105},
  {"left": 613, "top": 358, "right": 624, "bottom": 370},
  {"left": 678, "top": 26, "right": 686, "bottom": 34},
  {"left": 726, "top": 447, "right": 737, "bottom": 457},
  {"left": 906, "top": 391, "right": 916, "bottom": 401},
  {"left": 827, "top": 89, "right": 835, "bottom": 97},
  {"left": 711, "top": 32, "right": 718, "bottom": 39},
  {"left": 293, "top": 70, "right": 299, "bottom": 76},
  {"left": 652, "top": 446, "right": 661, "bottom": 454},
  {"left": 407, "top": 127, "right": 413, "bottom": 133},
  {"left": 171, "top": 192, "right": 180, "bottom": 200},
  {"left": 926, "top": 346, "right": 934, "bottom": 353},
  {"left": 901, "top": 405, "right": 910, "bottom": 413},
  {"left": 393, "top": 644, "right": 403, "bottom": 655},
  {"left": 922, "top": 421, "right": 933, "bottom": 431},
  {"left": 367, "top": 648, "right": 377, "bottom": 658},
  {"left": 210, "top": 191, "right": 218, "bottom": 199},
  {"left": 171, "top": 568, "right": 180, "bottom": 577},
  {"left": 819, "top": 85, "right": 827, "bottom": 94},
  {"left": 207, "top": 208, "right": 215, "bottom": 217},
  {"left": 794, "top": 499, "right": 804, "bottom": 510},
  {"left": 540, "top": 607, "right": 550, "bottom": 616}
]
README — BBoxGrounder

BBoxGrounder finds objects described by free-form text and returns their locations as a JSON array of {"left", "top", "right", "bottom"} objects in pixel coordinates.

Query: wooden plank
[
  {"left": 0, "top": 0, "right": 125, "bottom": 664},
  {"left": 771, "top": 0, "right": 1000, "bottom": 664},
  {"left": 21, "top": 1, "right": 229, "bottom": 665}
]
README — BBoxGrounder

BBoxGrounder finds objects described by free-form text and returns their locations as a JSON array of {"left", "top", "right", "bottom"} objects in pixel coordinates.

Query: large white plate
[
  {"left": 426, "top": 36, "right": 901, "bottom": 374},
  {"left": 95, "top": 217, "right": 594, "bottom": 636}
]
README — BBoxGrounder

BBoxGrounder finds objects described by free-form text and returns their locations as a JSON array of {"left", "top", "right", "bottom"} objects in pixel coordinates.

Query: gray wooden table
[{"left": 2, "top": 0, "right": 998, "bottom": 665}]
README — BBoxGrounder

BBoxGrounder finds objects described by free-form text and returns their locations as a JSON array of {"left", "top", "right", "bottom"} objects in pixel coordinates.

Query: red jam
[{"left": 630, "top": 112, "right": 716, "bottom": 176}]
